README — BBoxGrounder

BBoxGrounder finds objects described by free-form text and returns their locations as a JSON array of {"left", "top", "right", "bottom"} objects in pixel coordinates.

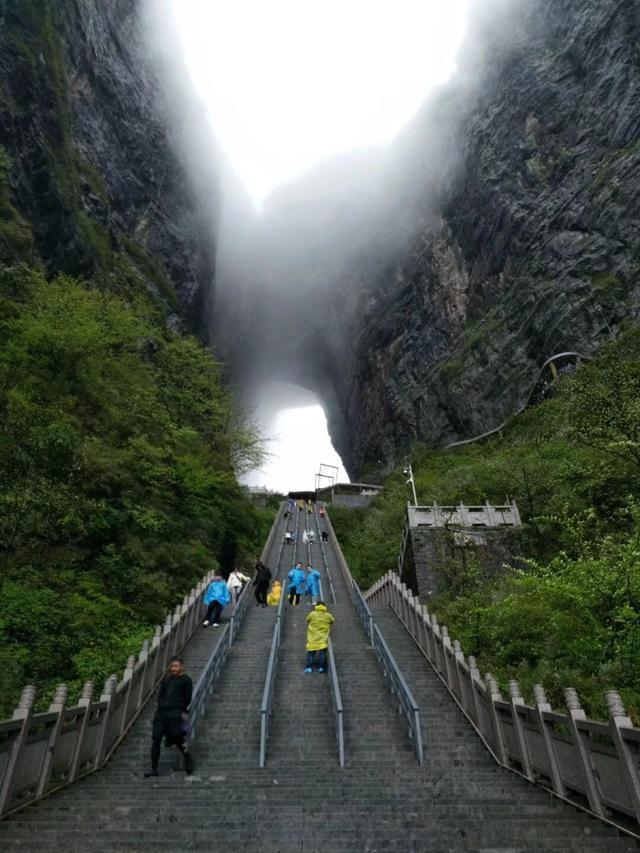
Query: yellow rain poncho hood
[
  {"left": 306, "top": 604, "right": 335, "bottom": 651},
  {"left": 267, "top": 581, "right": 282, "bottom": 606}
]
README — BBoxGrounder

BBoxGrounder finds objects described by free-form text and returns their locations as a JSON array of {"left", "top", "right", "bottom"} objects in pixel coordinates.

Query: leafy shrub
[
  {"left": 336, "top": 329, "right": 640, "bottom": 720},
  {"left": 0, "top": 267, "right": 268, "bottom": 714}
]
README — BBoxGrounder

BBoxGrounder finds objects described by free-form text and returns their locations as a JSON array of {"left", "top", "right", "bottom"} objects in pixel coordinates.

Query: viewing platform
[{"left": 408, "top": 500, "right": 522, "bottom": 529}]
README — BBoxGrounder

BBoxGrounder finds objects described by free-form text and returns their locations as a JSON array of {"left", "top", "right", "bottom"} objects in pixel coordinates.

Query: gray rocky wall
[
  {"left": 214, "top": 0, "right": 640, "bottom": 479},
  {"left": 0, "top": 0, "right": 219, "bottom": 327},
  {"left": 401, "top": 526, "right": 523, "bottom": 599},
  {"left": 326, "top": 0, "right": 640, "bottom": 475}
]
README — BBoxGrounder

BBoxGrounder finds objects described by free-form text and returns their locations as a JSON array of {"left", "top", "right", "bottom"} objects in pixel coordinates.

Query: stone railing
[
  {"left": 366, "top": 571, "right": 640, "bottom": 836},
  {"left": 325, "top": 512, "right": 424, "bottom": 765},
  {"left": 0, "top": 569, "right": 214, "bottom": 819},
  {"left": 408, "top": 501, "right": 522, "bottom": 529}
]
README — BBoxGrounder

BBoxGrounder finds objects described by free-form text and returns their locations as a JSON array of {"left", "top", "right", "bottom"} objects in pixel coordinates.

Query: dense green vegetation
[
  {"left": 332, "top": 331, "right": 640, "bottom": 721},
  {"left": 0, "top": 0, "right": 280, "bottom": 718},
  {"left": 0, "top": 266, "right": 270, "bottom": 715}
]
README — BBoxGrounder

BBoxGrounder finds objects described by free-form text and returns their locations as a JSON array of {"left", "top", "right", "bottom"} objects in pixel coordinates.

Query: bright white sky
[
  {"left": 247, "top": 402, "right": 350, "bottom": 493},
  {"left": 168, "top": 0, "right": 470, "bottom": 490},
  {"left": 169, "top": 0, "right": 470, "bottom": 204}
]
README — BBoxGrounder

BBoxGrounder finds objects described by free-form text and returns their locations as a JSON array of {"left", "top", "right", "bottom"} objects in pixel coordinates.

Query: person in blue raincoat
[
  {"left": 287, "top": 561, "right": 306, "bottom": 606},
  {"left": 203, "top": 574, "right": 231, "bottom": 626},
  {"left": 304, "top": 564, "right": 321, "bottom": 606}
]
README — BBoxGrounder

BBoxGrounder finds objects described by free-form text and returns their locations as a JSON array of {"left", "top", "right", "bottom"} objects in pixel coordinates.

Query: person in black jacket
[
  {"left": 253, "top": 560, "right": 272, "bottom": 607},
  {"left": 144, "top": 656, "right": 194, "bottom": 777}
]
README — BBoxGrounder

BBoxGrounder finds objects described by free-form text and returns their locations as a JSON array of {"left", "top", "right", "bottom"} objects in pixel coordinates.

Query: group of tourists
[
  {"left": 289, "top": 497, "right": 315, "bottom": 514},
  {"left": 145, "top": 499, "right": 336, "bottom": 777},
  {"left": 286, "top": 561, "right": 320, "bottom": 605}
]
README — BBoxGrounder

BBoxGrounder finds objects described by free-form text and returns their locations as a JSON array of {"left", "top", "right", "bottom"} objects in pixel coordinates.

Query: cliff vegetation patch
[
  {"left": 0, "top": 266, "right": 269, "bottom": 716},
  {"left": 333, "top": 330, "right": 640, "bottom": 721}
]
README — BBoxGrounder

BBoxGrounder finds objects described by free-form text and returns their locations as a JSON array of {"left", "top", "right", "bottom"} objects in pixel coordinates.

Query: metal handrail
[
  {"left": 352, "top": 580, "right": 374, "bottom": 648},
  {"left": 372, "top": 624, "right": 424, "bottom": 765},
  {"left": 189, "top": 505, "right": 286, "bottom": 741},
  {"left": 272, "top": 501, "right": 293, "bottom": 581},
  {"left": 324, "top": 510, "right": 423, "bottom": 765},
  {"left": 366, "top": 570, "right": 640, "bottom": 838},
  {"left": 317, "top": 577, "right": 344, "bottom": 766},
  {"left": 228, "top": 575, "right": 252, "bottom": 647},
  {"left": 323, "top": 511, "right": 353, "bottom": 592},
  {"left": 259, "top": 584, "right": 286, "bottom": 767},
  {"left": 189, "top": 623, "right": 231, "bottom": 739},
  {"left": 312, "top": 505, "right": 337, "bottom": 603},
  {"left": 327, "top": 640, "right": 345, "bottom": 767}
]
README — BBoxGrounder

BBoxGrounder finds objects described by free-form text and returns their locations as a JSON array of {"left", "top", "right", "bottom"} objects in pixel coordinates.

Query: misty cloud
[{"left": 142, "top": 0, "right": 535, "bottom": 479}]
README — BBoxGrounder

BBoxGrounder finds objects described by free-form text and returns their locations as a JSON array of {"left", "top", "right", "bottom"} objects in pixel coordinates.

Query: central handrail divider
[
  {"left": 313, "top": 505, "right": 337, "bottom": 604},
  {"left": 318, "top": 577, "right": 344, "bottom": 766},
  {"left": 258, "top": 502, "right": 297, "bottom": 766},
  {"left": 372, "top": 624, "right": 423, "bottom": 764},
  {"left": 352, "top": 581, "right": 375, "bottom": 648},
  {"left": 327, "top": 639, "right": 345, "bottom": 767},
  {"left": 259, "top": 585, "right": 286, "bottom": 767},
  {"left": 190, "top": 503, "right": 284, "bottom": 741},
  {"left": 324, "top": 510, "right": 424, "bottom": 765}
]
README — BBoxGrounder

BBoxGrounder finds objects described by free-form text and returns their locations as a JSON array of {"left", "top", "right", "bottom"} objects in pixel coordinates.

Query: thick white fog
[
  {"left": 245, "top": 406, "right": 349, "bottom": 494},
  {"left": 168, "top": 0, "right": 470, "bottom": 204},
  {"left": 155, "top": 0, "right": 474, "bottom": 491},
  {"left": 144, "top": 1, "right": 532, "bottom": 490}
]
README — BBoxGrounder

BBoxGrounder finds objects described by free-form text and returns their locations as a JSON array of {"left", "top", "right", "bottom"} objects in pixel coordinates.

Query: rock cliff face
[
  {"left": 215, "top": 0, "right": 640, "bottom": 477},
  {"left": 335, "top": 0, "right": 640, "bottom": 475},
  {"left": 0, "top": 0, "right": 218, "bottom": 327},
  {"left": 5, "top": 1, "right": 638, "bottom": 480}
]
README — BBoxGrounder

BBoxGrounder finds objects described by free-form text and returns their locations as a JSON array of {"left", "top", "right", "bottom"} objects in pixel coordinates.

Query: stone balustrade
[
  {"left": 0, "top": 570, "right": 214, "bottom": 819},
  {"left": 365, "top": 570, "right": 640, "bottom": 835},
  {"left": 408, "top": 501, "right": 522, "bottom": 529}
]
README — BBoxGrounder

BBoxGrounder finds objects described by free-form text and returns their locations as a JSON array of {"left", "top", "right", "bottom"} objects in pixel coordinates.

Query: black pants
[
  {"left": 151, "top": 713, "right": 186, "bottom": 771},
  {"left": 306, "top": 649, "right": 327, "bottom": 670},
  {"left": 255, "top": 583, "right": 268, "bottom": 605},
  {"left": 206, "top": 601, "right": 223, "bottom": 623},
  {"left": 288, "top": 591, "right": 301, "bottom": 605}
]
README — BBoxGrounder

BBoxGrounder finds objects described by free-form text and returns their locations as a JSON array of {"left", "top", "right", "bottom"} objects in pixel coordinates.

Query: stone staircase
[{"left": 0, "top": 509, "right": 637, "bottom": 852}]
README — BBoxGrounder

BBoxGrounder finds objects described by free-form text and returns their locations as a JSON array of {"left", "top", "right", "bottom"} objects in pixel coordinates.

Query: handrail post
[
  {"left": 564, "top": 688, "right": 604, "bottom": 817},
  {"left": 228, "top": 612, "right": 236, "bottom": 648},
  {"left": 485, "top": 673, "right": 508, "bottom": 765},
  {"left": 94, "top": 674, "right": 118, "bottom": 768},
  {"left": 467, "top": 657, "right": 483, "bottom": 729},
  {"left": 414, "top": 708, "right": 424, "bottom": 765},
  {"left": 149, "top": 625, "right": 163, "bottom": 687},
  {"left": 533, "top": 683, "right": 565, "bottom": 797},
  {"left": 36, "top": 683, "right": 69, "bottom": 798},
  {"left": 0, "top": 686, "right": 36, "bottom": 817},
  {"left": 508, "top": 679, "right": 533, "bottom": 779},
  {"left": 606, "top": 690, "right": 640, "bottom": 824},
  {"left": 119, "top": 656, "right": 137, "bottom": 736},
  {"left": 69, "top": 681, "right": 94, "bottom": 782},
  {"left": 136, "top": 639, "right": 151, "bottom": 709}
]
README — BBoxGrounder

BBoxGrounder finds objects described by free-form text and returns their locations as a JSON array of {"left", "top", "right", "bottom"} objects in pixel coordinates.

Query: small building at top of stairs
[{"left": 400, "top": 501, "right": 523, "bottom": 598}]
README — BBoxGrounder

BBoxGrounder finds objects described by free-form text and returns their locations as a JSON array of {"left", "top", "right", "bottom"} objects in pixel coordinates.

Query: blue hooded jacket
[
  {"left": 287, "top": 567, "right": 306, "bottom": 594},
  {"left": 305, "top": 569, "right": 321, "bottom": 596},
  {"left": 203, "top": 579, "right": 231, "bottom": 607}
]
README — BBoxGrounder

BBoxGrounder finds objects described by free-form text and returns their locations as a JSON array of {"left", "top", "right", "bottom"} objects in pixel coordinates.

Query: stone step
[{"left": 1, "top": 522, "right": 638, "bottom": 853}]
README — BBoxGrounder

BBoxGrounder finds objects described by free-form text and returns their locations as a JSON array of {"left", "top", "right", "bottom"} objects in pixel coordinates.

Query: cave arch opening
[{"left": 242, "top": 381, "right": 349, "bottom": 493}]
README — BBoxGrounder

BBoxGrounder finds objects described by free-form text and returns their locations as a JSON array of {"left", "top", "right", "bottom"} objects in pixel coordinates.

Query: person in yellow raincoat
[
  {"left": 304, "top": 602, "right": 335, "bottom": 672},
  {"left": 267, "top": 580, "right": 282, "bottom": 606}
]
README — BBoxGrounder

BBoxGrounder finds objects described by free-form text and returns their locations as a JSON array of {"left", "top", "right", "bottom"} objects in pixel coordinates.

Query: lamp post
[{"left": 403, "top": 463, "right": 418, "bottom": 506}]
